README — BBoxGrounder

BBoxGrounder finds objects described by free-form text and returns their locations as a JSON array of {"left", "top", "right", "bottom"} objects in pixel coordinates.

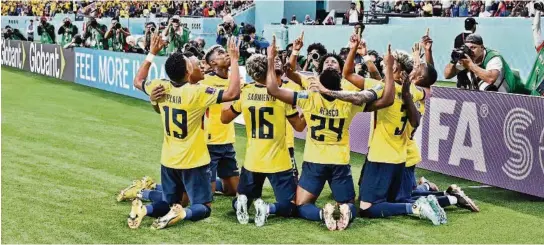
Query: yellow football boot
[
  {"left": 127, "top": 199, "right": 147, "bottom": 229},
  {"left": 151, "top": 204, "right": 186, "bottom": 230}
]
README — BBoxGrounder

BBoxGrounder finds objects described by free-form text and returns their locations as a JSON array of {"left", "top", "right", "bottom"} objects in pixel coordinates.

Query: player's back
[
  {"left": 405, "top": 83, "right": 427, "bottom": 167},
  {"left": 281, "top": 80, "right": 302, "bottom": 149},
  {"left": 201, "top": 73, "right": 236, "bottom": 144},
  {"left": 294, "top": 90, "right": 364, "bottom": 165},
  {"left": 143, "top": 78, "right": 224, "bottom": 170},
  {"left": 232, "top": 83, "right": 296, "bottom": 173},
  {"left": 367, "top": 82, "right": 425, "bottom": 164}
]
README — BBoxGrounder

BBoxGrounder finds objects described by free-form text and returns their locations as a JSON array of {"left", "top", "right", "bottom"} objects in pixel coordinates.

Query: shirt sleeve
[
  {"left": 293, "top": 90, "right": 310, "bottom": 110},
  {"left": 485, "top": 56, "right": 503, "bottom": 72},
  {"left": 197, "top": 85, "right": 224, "bottom": 107},
  {"left": 285, "top": 101, "right": 299, "bottom": 118},
  {"left": 364, "top": 79, "right": 384, "bottom": 99},
  {"left": 142, "top": 79, "right": 167, "bottom": 96},
  {"left": 230, "top": 98, "right": 242, "bottom": 114}
]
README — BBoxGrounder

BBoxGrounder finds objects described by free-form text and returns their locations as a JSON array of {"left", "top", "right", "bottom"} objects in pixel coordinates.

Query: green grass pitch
[{"left": 2, "top": 67, "right": 543, "bottom": 244}]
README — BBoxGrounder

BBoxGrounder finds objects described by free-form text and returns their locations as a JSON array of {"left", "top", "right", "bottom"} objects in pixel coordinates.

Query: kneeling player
[
  {"left": 267, "top": 36, "right": 394, "bottom": 231},
  {"left": 126, "top": 35, "right": 241, "bottom": 229},
  {"left": 221, "top": 54, "right": 306, "bottom": 226}
]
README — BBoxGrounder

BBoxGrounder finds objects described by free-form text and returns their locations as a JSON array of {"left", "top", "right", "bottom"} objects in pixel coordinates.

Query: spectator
[
  {"left": 422, "top": 1, "right": 433, "bottom": 16},
  {"left": 347, "top": 2, "right": 360, "bottom": 25},
  {"left": 442, "top": 0, "right": 452, "bottom": 16},
  {"left": 58, "top": 17, "right": 78, "bottom": 47},
  {"left": 26, "top": 19, "right": 34, "bottom": 41},
  {"left": 459, "top": 1, "right": 469, "bottom": 17},
  {"left": 479, "top": 5, "right": 492, "bottom": 17},
  {"left": 105, "top": 17, "right": 130, "bottom": 52},
  {"left": 303, "top": 15, "right": 315, "bottom": 25},
  {"left": 452, "top": 1, "right": 460, "bottom": 17},
  {"left": 290, "top": 15, "right": 299, "bottom": 25},
  {"left": 163, "top": 15, "right": 190, "bottom": 55},
  {"left": 37, "top": 16, "right": 55, "bottom": 44},
  {"left": 83, "top": 17, "right": 107, "bottom": 50},
  {"left": 216, "top": 14, "right": 240, "bottom": 47}
]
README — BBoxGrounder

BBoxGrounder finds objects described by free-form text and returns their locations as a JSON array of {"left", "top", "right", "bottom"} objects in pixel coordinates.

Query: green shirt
[
  {"left": 165, "top": 26, "right": 190, "bottom": 55},
  {"left": 525, "top": 47, "right": 544, "bottom": 96}
]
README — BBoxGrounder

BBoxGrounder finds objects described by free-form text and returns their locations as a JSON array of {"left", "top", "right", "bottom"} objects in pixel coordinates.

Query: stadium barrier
[
  {"left": 2, "top": 43, "right": 543, "bottom": 198},
  {"left": 0, "top": 39, "right": 75, "bottom": 81}
]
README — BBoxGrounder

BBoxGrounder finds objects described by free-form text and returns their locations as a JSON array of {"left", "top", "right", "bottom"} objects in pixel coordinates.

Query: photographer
[
  {"left": 527, "top": 3, "right": 544, "bottom": 96},
  {"left": 453, "top": 18, "right": 477, "bottom": 89},
  {"left": 238, "top": 24, "right": 269, "bottom": 65},
  {"left": 83, "top": 17, "right": 107, "bottom": 50},
  {"left": 216, "top": 14, "right": 240, "bottom": 47},
  {"left": 162, "top": 15, "right": 190, "bottom": 55},
  {"left": 37, "top": 16, "right": 55, "bottom": 44},
  {"left": 3, "top": 25, "right": 27, "bottom": 41},
  {"left": 444, "top": 34, "right": 521, "bottom": 93},
  {"left": 63, "top": 34, "right": 83, "bottom": 49},
  {"left": 58, "top": 17, "right": 79, "bottom": 47},
  {"left": 302, "top": 42, "right": 327, "bottom": 72},
  {"left": 142, "top": 22, "right": 157, "bottom": 53},
  {"left": 105, "top": 17, "right": 131, "bottom": 52}
]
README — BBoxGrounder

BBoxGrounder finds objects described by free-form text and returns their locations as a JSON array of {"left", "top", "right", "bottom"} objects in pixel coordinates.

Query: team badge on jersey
[
  {"left": 205, "top": 87, "right": 217, "bottom": 94},
  {"left": 297, "top": 91, "right": 309, "bottom": 99}
]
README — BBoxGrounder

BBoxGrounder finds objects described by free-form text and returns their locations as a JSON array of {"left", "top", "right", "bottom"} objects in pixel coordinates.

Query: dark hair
[
  {"left": 204, "top": 46, "right": 222, "bottom": 66},
  {"left": 286, "top": 43, "right": 293, "bottom": 50},
  {"left": 112, "top": 17, "right": 120, "bottom": 22},
  {"left": 165, "top": 53, "right": 188, "bottom": 83},
  {"left": 420, "top": 63, "right": 438, "bottom": 88},
  {"left": 244, "top": 24, "right": 256, "bottom": 35},
  {"left": 281, "top": 18, "right": 287, "bottom": 25},
  {"left": 183, "top": 51, "right": 195, "bottom": 58},
  {"left": 307, "top": 43, "right": 327, "bottom": 56},
  {"left": 317, "top": 53, "right": 345, "bottom": 74}
]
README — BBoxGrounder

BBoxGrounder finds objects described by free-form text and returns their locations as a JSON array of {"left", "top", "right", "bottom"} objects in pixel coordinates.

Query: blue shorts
[
  {"left": 237, "top": 168, "right": 296, "bottom": 202},
  {"left": 160, "top": 164, "right": 213, "bottom": 205},
  {"left": 208, "top": 143, "right": 239, "bottom": 181},
  {"left": 359, "top": 160, "right": 405, "bottom": 204},
  {"left": 396, "top": 165, "right": 417, "bottom": 203},
  {"left": 298, "top": 162, "right": 355, "bottom": 203}
]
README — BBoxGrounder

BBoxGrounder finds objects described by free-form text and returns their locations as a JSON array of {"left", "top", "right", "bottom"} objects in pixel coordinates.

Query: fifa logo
[{"left": 502, "top": 108, "right": 544, "bottom": 180}]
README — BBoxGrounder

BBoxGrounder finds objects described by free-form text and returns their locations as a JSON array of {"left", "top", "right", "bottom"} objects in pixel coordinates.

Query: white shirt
[
  {"left": 457, "top": 50, "right": 507, "bottom": 92},
  {"left": 527, "top": 1, "right": 536, "bottom": 16},
  {"left": 479, "top": 11, "right": 491, "bottom": 17},
  {"left": 442, "top": 0, "right": 451, "bottom": 9},
  {"left": 349, "top": 9, "right": 359, "bottom": 23},
  {"left": 27, "top": 22, "right": 34, "bottom": 34}
]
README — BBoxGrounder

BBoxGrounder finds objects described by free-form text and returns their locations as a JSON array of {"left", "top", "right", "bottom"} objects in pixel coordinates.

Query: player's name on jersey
[
  {"left": 165, "top": 94, "right": 182, "bottom": 104},
  {"left": 247, "top": 93, "right": 276, "bottom": 102},
  {"left": 319, "top": 107, "right": 339, "bottom": 117}
]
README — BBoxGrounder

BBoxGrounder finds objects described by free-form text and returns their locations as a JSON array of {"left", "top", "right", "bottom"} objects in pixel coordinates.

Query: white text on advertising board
[
  {"left": 75, "top": 52, "right": 166, "bottom": 90},
  {"left": 29, "top": 42, "right": 60, "bottom": 78},
  {"left": 426, "top": 97, "right": 544, "bottom": 180},
  {"left": 1, "top": 40, "right": 23, "bottom": 69}
]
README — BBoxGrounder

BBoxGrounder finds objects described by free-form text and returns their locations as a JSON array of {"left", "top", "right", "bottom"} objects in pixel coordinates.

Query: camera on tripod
[{"left": 451, "top": 44, "right": 473, "bottom": 63}]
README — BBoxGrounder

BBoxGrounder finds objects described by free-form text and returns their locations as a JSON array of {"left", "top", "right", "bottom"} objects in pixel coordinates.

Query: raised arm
[
  {"left": 359, "top": 40, "right": 382, "bottom": 80},
  {"left": 134, "top": 32, "right": 165, "bottom": 91},
  {"left": 421, "top": 28, "right": 435, "bottom": 66},
  {"left": 364, "top": 44, "right": 396, "bottom": 111},
  {"left": 285, "top": 31, "right": 304, "bottom": 85},
  {"left": 402, "top": 80, "right": 421, "bottom": 128},
  {"left": 267, "top": 35, "right": 296, "bottom": 105},
  {"left": 221, "top": 106, "right": 239, "bottom": 124},
  {"left": 343, "top": 33, "right": 366, "bottom": 89},
  {"left": 220, "top": 37, "right": 242, "bottom": 102}
]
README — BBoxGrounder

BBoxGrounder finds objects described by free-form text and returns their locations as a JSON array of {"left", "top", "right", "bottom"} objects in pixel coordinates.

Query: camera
[
  {"left": 451, "top": 44, "right": 473, "bottom": 63},
  {"left": 535, "top": 2, "right": 544, "bottom": 11},
  {"left": 113, "top": 23, "right": 121, "bottom": 29},
  {"left": 310, "top": 52, "right": 320, "bottom": 61},
  {"left": 150, "top": 27, "right": 156, "bottom": 33}
]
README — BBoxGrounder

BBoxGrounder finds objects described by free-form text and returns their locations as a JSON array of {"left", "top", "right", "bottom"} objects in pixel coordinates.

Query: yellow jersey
[
  {"left": 143, "top": 79, "right": 223, "bottom": 169},
  {"left": 293, "top": 83, "right": 382, "bottom": 164},
  {"left": 405, "top": 85, "right": 427, "bottom": 167},
  {"left": 367, "top": 82, "right": 426, "bottom": 164},
  {"left": 200, "top": 74, "right": 236, "bottom": 145},
  {"left": 231, "top": 83, "right": 298, "bottom": 173},
  {"left": 282, "top": 80, "right": 303, "bottom": 149}
]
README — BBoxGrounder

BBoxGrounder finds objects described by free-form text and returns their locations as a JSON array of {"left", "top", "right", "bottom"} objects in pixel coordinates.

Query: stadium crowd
[
  {"left": 374, "top": 0, "right": 538, "bottom": 17},
  {"left": 1, "top": 0, "right": 254, "bottom": 18}
]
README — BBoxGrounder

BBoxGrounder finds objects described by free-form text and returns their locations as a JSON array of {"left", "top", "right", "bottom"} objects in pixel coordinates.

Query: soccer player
[
  {"left": 323, "top": 35, "right": 444, "bottom": 226},
  {"left": 116, "top": 51, "right": 206, "bottom": 205},
  {"left": 220, "top": 54, "right": 306, "bottom": 227},
  {"left": 267, "top": 35, "right": 395, "bottom": 231},
  {"left": 401, "top": 37, "right": 479, "bottom": 214},
  {"left": 201, "top": 44, "right": 241, "bottom": 196},
  {"left": 126, "top": 34, "right": 241, "bottom": 229}
]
